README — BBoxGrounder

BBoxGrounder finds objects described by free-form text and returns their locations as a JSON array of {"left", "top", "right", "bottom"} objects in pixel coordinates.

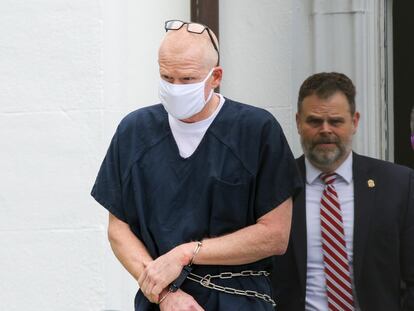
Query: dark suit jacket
[{"left": 271, "top": 153, "right": 414, "bottom": 311}]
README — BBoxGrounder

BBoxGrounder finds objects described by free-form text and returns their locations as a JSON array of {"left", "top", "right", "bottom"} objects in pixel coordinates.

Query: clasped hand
[
  {"left": 159, "top": 289, "right": 204, "bottom": 311},
  {"left": 138, "top": 245, "right": 189, "bottom": 303}
]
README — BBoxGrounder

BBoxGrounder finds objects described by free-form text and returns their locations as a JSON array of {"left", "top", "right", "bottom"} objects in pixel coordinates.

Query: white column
[{"left": 311, "top": 0, "right": 390, "bottom": 159}]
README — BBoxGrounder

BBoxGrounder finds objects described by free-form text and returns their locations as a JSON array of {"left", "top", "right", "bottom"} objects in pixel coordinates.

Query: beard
[{"left": 301, "top": 135, "right": 351, "bottom": 169}]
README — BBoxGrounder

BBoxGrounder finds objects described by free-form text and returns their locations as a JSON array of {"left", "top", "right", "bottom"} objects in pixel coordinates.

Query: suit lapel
[
  {"left": 352, "top": 153, "right": 376, "bottom": 285},
  {"left": 292, "top": 156, "right": 308, "bottom": 295}
]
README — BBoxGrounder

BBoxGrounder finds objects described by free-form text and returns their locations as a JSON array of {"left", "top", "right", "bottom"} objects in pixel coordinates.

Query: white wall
[
  {"left": 0, "top": 0, "right": 189, "bottom": 310},
  {"left": 0, "top": 1, "right": 295, "bottom": 309},
  {"left": 102, "top": 1, "right": 190, "bottom": 310},
  {"left": 0, "top": 0, "right": 106, "bottom": 310},
  {"left": 0, "top": 0, "right": 386, "bottom": 310},
  {"left": 220, "top": 0, "right": 298, "bottom": 153}
]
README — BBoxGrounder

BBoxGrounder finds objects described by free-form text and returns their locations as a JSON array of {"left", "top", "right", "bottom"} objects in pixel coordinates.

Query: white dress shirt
[{"left": 305, "top": 152, "right": 358, "bottom": 310}]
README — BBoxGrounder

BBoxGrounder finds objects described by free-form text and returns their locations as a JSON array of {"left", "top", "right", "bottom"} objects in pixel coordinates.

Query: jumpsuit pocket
[{"left": 209, "top": 178, "right": 250, "bottom": 236}]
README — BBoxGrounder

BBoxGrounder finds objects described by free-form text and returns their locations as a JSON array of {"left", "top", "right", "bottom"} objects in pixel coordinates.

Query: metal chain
[{"left": 186, "top": 270, "right": 276, "bottom": 307}]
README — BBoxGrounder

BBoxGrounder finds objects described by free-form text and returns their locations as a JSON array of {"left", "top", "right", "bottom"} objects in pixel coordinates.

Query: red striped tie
[{"left": 320, "top": 173, "right": 354, "bottom": 311}]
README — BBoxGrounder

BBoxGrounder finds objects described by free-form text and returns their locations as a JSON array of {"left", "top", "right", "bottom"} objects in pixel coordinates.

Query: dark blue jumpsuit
[{"left": 91, "top": 98, "right": 302, "bottom": 310}]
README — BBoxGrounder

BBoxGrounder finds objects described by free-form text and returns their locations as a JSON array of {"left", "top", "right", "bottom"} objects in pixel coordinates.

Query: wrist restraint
[
  {"left": 162, "top": 241, "right": 276, "bottom": 307},
  {"left": 169, "top": 241, "right": 202, "bottom": 292}
]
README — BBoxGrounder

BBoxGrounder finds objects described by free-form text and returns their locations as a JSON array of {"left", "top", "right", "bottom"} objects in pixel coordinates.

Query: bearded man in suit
[{"left": 272, "top": 72, "right": 414, "bottom": 311}]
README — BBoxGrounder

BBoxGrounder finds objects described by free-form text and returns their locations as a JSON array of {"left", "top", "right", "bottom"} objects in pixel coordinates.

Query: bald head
[{"left": 159, "top": 27, "right": 219, "bottom": 70}]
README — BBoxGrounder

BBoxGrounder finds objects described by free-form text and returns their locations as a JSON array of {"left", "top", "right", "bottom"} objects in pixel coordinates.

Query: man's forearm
[
  {"left": 108, "top": 213, "right": 153, "bottom": 280},
  {"left": 189, "top": 197, "right": 292, "bottom": 266}
]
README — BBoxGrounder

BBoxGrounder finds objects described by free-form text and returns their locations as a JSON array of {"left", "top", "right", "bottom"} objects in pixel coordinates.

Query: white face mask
[{"left": 159, "top": 69, "right": 214, "bottom": 120}]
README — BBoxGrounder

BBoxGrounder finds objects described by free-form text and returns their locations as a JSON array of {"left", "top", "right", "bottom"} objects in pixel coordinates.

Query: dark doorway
[{"left": 393, "top": 2, "right": 414, "bottom": 169}]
